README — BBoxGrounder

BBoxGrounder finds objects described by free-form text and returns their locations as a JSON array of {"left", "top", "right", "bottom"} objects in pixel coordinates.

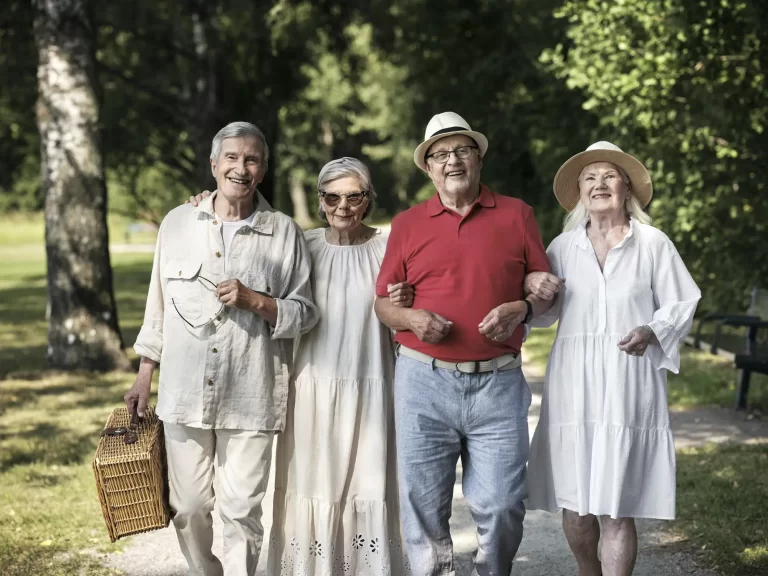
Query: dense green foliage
[
  {"left": 544, "top": 0, "right": 768, "bottom": 309},
  {"left": 1, "top": 0, "right": 765, "bottom": 309}
]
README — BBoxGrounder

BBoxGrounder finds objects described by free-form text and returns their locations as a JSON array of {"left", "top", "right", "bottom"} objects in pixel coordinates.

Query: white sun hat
[
  {"left": 553, "top": 141, "right": 653, "bottom": 211},
  {"left": 413, "top": 112, "right": 489, "bottom": 172}
]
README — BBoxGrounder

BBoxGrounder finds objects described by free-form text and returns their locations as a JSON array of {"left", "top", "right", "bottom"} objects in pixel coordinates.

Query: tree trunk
[
  {"left": 321, "top": 118, "right": 334, "bottom": 163},
  {"left": 190, "top": 0, "right": 218, "bottom": 193},
  {"left": 289, "top": 170, "right": 314, "bottom": 229},
  {"left": 34, "top": 0, "right": 130, "bottom": 371}
]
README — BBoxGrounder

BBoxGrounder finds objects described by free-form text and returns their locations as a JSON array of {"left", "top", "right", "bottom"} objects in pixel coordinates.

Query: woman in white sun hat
[{"left": 526, "top": 141, "right": 701, "bottom": 576}]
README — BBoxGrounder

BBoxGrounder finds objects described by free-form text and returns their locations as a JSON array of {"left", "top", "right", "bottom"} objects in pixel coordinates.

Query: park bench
[{"left": 689, "top": 288, "right": 768, "bottom": 410}]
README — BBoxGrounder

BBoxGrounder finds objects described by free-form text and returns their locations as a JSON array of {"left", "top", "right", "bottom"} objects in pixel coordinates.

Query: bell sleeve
[{"left": 645, "top": 235, "right": 701, "bottom": 373}]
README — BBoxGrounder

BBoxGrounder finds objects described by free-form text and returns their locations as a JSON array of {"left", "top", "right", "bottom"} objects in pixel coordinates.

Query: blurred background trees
[{"left": 2, "top": 0, "right": 766, "bottom": 317}]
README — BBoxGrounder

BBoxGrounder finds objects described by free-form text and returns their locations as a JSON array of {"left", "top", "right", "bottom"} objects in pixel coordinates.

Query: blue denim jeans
[{"left": 394, "top": 355, "right": 531, "bottom": 576}]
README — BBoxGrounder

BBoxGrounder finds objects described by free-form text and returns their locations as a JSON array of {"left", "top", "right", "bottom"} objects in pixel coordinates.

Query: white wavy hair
[{"left": 562, "top": 163, "right": 652, "bottom": 232}]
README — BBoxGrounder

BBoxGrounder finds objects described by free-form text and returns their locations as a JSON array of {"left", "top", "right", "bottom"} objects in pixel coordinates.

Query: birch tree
[{"left": 33, "top": 0, "right": 129, "bottom": 371}]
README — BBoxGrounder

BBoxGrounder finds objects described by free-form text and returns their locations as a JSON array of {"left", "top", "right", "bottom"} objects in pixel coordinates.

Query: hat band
[{"left": 429, "top": 126, "right": 468, "bottom": 138}]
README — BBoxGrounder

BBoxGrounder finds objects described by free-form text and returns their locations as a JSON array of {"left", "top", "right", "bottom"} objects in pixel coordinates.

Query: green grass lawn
[
  {"left": 1, "top": 212, "right": 158, "bottom": 248},
  {"left": 1, "top": 212, "right": 766, "bottom": 575},
  {"left": 0, "top": 226, "right": 156, "bottom": 575},
  {"left": 677, "top": 444, "right": 768, "bottom": 576}
]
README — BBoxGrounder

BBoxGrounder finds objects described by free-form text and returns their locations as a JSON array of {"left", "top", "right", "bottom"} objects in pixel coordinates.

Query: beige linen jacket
[{"left": 134, "top": 192, "right": 318, "bottom": 430}]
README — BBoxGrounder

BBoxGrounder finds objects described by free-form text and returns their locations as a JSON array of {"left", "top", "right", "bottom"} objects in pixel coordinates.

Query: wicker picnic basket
[{"left": 92, "top": 405, "right": 170, "bottom": 542}]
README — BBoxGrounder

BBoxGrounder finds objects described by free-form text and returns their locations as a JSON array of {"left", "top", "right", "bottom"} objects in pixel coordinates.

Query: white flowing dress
[
  {"left": 527, "top": 219, "right": 700, "bottom": 519},
  {"left": 267, "top": 228, "right": 408, "bottom": 576}
]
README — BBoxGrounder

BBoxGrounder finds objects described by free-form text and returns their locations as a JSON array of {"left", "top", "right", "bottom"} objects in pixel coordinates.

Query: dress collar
[{"left": 575, "top": 216, "right": 637, "bottom": 251}]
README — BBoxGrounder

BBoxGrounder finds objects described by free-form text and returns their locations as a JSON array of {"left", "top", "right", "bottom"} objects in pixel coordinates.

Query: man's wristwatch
[{"left": 522, "top": 299, "right": 534, "bottom": 325}]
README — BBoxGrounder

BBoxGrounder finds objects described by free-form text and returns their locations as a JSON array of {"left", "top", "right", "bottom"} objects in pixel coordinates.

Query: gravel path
[{"left": 101, "top": 358, "right": 766, "bottom": 576}]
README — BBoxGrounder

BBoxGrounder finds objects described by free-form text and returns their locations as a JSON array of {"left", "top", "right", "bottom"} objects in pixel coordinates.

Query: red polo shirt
[{"left": 376, "top": 184, "right": 550, "bottom": 361}]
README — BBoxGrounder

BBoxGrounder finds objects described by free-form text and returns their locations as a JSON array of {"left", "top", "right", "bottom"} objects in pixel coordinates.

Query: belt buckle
[{"left": 455, "top": 361, "right": 480, "bottom": 374}]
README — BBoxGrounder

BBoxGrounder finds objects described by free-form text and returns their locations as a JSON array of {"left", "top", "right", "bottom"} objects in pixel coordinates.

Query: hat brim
[
  {"left": 553, "top": 149, "right": 653, "bottom": 211},
  {"left": 413, "top": 130, "right": 489, "bottom": 172}
]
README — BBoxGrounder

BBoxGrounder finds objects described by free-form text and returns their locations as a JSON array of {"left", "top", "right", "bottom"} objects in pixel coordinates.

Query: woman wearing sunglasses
[{"left": 266, "top": 157, "right": 412, "bottom": 574}]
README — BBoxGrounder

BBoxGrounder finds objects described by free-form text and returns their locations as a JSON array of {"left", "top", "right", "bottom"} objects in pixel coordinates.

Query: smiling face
[
  {"left": 210, "top": 136, "right": 267, "bottom": 203},
  {"left": 578, "top": 161, "right": 630, "bottom": 217},
  {"left": 320, "top": 175, "right": 369, "bottom": 233},
  {"left": 425, "top": 134, "right": 482, "bottom": 197}
]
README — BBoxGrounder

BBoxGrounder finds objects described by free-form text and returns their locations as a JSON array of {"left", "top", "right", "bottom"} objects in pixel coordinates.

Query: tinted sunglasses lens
[
  {"left": 323, "top": 193, "right": 341, "bottom": 206},
  {"left": 346, "top": 194, "right": 364, "bottom": 206}
]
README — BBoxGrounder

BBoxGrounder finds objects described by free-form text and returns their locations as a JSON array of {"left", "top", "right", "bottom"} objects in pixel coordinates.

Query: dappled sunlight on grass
[
  {"left": 0, "top": 232, "right": 155, "bottom": 574},
  {"left": 676, "top": 444, "right": 768, "bottom": 576},
  {"left": 0, "top": 245, "right": 153, "bottom": 375},
  {"left": 669, "top": 349, "right": 768, "bottom": 411},
  {"left": 0, "top": 368, "right": 160, "bottom": 575},
  {"left": 0, "top": 371, "right": 145, "bottom": 574}
]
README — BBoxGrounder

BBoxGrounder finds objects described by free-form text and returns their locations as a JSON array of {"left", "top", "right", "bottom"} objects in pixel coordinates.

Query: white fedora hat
[
  {"left": 553, "top": 141, "right": 653, "bottom": 211},
  {"left": 413, "top": 112, "right": 488, "bottom": 172}
]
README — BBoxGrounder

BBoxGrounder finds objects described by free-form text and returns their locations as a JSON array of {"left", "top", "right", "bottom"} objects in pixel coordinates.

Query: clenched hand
[
  {"left": 478, "top": 301, "right": 527, "bottom": 342},
  {"left": 216, "top": 279, "right": 255, "bottom": 310},
  {"left": 408, "top": 310, "right": 453, "bottom": 343},
  {"left": 524, "top": 271, "right": 565, "bottom": 301}
]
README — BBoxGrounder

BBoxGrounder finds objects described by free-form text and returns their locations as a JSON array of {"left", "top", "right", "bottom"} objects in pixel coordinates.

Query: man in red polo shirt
[{"left": 375, "top": 112, "right": 557, "bottom": 576}]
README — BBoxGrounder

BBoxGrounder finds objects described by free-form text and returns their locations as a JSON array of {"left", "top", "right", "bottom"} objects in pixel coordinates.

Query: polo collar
[
  {"left": 194, "top": 190, "right": 276, "bottom": 234},
  {"left": 426, "top": 183, "right": 495, "bottom": 217}
]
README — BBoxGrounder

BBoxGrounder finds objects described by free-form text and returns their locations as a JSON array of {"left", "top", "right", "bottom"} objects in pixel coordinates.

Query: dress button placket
[
  {"left": 597, "top": 250, "right": 609, "bottom": 334},
  {"left": 597, "top": 275, "right": 607, "bottom": 333}
]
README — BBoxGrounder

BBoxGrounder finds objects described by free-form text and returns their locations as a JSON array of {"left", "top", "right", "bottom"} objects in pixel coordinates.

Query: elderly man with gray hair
[{"left": 125, "top": 121, "right": 318, "bottom": 576}]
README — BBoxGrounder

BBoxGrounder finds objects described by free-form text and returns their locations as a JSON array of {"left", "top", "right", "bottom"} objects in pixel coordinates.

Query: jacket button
[
  {"left": 266, "top": 286, "right": 271, "bottom": 293},
  {"left": 212, "top": 220, "right": 218, "bottom": 225},
  {"left": 178, "top": 271, "right": 182, "bottom": 276},
  {"left": 212, "top": 348, "right": 217, "bottom": 354},
  {"left": 215, "top": 251, "right": 221, "bottom": 258},
  {"left": 207, "top": 379, "right": 214, "bottom": 386}
]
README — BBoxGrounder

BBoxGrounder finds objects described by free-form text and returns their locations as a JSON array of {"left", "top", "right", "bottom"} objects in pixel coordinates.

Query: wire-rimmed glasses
[
  {"left": 426, "top": 145, "right": 479, "bottom": 164},
  {"left": 171, "top": 275, "right": 225, "bottom": 329}
]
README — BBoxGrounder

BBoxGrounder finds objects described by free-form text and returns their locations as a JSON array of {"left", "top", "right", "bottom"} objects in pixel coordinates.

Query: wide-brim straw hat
[
  {"left": 553, "top": 141, "right": 653, "bottom": 211},
  {"left": 413, "top": 112, "right": 488, "bottom": 172}
]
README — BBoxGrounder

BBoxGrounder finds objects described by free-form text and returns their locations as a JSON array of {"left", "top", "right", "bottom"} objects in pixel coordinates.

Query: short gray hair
[
  {"left": 210, "top": 122, "right": 269, "bottom": 164},
  {"left": 317, "top": 157, "right": 377, "bottom": 221}
]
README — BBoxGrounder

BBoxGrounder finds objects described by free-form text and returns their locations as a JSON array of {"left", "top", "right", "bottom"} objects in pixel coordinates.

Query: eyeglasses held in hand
[
  {"left": 426, "top": 145, "right": 478, "bottom": 164},
  {"left": 172, "top": 275, "right": 225, "bottom": 329},
  {"left": 319, "top": 191, "right": 369, "bottom": 207}
]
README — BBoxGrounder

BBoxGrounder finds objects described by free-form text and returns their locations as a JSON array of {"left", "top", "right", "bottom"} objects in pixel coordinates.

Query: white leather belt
[{"left": 397, "top": 345, "right": 521, "bottom": 374}]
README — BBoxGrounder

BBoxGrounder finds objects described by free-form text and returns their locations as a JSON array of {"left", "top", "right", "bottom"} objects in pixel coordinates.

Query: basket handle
[
  {"left": 123, "top": 404, "right": 141, "bottom": 444},
  {"left": 130, "top": 403, "right": 141, "bottom": 428}
]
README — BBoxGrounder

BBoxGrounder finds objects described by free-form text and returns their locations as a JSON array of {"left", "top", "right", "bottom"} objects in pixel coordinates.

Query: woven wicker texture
[{"left": 92, "top": 406, "right": 170, "bottom": 542}]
